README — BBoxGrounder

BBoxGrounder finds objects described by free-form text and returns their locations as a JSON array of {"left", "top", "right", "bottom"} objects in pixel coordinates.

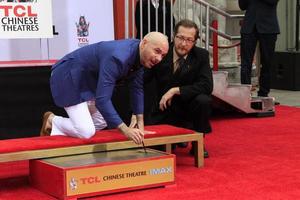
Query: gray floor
[{"left": 269, "top": 89, "right": 300, "bottom": 107}]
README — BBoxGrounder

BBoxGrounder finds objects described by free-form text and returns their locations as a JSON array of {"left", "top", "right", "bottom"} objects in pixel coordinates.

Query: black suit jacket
[
  {"left": 135, "top": 0, "right": 174, "bottom": 41},
  {"left": 239, "top": 0, "right": 280, "bottom": 34},
  {"left": 144, "top": 44, "right": 213, "bottom": 107}
]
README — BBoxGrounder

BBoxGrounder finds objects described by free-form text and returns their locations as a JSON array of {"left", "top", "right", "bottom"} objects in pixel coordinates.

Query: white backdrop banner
[
  {"left": 0, "top": 0, "right": 53, "bottom": 38},
  {"left": 48, "top": 0, "right": 115, "bottom": 59},
  {"left": 0, "top": 0, "right": 114, "bottom": 62}
]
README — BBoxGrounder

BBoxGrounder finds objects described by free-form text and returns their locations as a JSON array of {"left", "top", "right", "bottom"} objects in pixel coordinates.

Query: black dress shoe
[
  {"left": 189, "top": 146, "right": 209, "bottom": 158},
  {"left": 204, "top": 149, "right": 209, "bottom": 158},
  {"left": 171, "top": 144, "right": 177, "bottom": 150},
  {"left": 177, "top": 142, "right": 188, "bottom": 148}
]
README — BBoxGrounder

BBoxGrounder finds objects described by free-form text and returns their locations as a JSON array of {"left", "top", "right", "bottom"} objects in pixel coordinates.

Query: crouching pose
[{"left": 40, "top": 32, "right": 169, "bottom": 145}]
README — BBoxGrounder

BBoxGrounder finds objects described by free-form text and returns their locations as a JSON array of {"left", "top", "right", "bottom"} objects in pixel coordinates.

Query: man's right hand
[
  {"left": 159, "top": 87, "right": 180, "bottom": 111},
  {"left": 118, "top": 123, "right": 144, "bottom": 144}
]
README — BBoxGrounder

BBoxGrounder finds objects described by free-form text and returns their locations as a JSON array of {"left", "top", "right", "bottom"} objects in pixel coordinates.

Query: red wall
[{"left": 113, "top": 0, "right": 136, "bottom": 39}]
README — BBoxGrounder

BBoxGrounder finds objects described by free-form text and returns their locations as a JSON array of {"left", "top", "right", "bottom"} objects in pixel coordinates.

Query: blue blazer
[{"left": 50, "top": 39, "right": 144, "bottom": 128}]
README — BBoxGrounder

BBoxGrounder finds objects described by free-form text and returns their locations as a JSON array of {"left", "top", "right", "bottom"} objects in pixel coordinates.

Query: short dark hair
[{"left": 174, "top": 19, "right": 199, "bottom": 41}]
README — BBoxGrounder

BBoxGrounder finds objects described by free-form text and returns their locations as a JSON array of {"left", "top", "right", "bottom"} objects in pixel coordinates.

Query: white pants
[{"left": 51, "top": 101, "right": 107, "bottom": 139}]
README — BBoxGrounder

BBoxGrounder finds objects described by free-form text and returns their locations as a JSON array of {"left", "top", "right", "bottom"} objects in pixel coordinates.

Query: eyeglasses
[{"left": 175, "top": 35, "right": 195, "bottom": 44}]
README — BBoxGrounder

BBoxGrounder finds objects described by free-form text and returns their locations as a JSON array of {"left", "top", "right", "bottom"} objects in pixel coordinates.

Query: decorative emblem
[
  {"left": 69, "top": 178, "right": 78, "bottom": 190},
  {"left": 76, "top": 15, "right": 90, "bottom": 47},
  {"left": 76, "top": 16, "right": 89, "bottom": 37}
]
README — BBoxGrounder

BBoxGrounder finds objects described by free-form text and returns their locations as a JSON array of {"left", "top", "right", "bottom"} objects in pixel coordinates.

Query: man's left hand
[
  {"left": 129, "top": 114, "right": 137, "bottom": 128},
  {"left": 159, "top": 87, "right": 180, "bottom": 111}
]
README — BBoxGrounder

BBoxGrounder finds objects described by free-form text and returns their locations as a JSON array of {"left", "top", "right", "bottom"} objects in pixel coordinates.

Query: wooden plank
[{"left": 0, "top": 133, "right": 203, "bottom": 167}]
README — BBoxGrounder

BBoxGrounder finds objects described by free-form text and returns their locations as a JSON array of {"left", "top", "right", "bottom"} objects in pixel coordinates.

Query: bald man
[{"left": 40, "top": 32, "right": 169, "bottom": 144}]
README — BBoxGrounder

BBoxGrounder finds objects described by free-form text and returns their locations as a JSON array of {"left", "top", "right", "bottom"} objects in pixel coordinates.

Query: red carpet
[{"left": 1, "top": 105, "right": 300, "bottom": 200}]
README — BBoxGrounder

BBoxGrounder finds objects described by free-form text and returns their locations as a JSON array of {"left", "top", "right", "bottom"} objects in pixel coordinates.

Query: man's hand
[
  {"left": 118, "top": 123, "right": 144, "bottom": 144},
  {"left": 144, "top": 130, "right": 156, "bottom": 135},
  {"left": 136, "top": 114, "right": 144, "bottom": 131},
  {"left": 130, "top": 114, "right": 156, "bottom": 135},
  {"left": 129, "top": 114, "right": 144, "bottom": 130},
  {"left": 129, "top": 114, "right": 137, "bottom": 128},
  {"left": 123, "top": 127, "right": 144, "bottom": 145},
  {"left": 159, "top": 87, "right": 180, "bottom": 111}
]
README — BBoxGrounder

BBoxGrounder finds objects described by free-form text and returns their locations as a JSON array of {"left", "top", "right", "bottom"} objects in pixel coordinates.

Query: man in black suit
[
  {"left": 140, "top": 19, "right": 213, "bottom": 157},
  {"left": 135, "top": 0, "right": 174, "bottom": 42},
  {"left": 239, "top": 0, "right": 280, "bottom": 97}
]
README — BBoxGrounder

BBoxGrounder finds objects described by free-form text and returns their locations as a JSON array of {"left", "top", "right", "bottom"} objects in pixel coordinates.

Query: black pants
[
  {"left": 147, "top": 94, "right": 212, "bottom": 134},
  {"left": 240, "top": 31, "right": 277, "bottom": 97}
]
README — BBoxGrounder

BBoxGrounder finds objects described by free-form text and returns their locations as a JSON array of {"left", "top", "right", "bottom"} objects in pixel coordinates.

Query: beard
[{"left": 174, "top": 46, "right": 188, "bottom": 57}]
